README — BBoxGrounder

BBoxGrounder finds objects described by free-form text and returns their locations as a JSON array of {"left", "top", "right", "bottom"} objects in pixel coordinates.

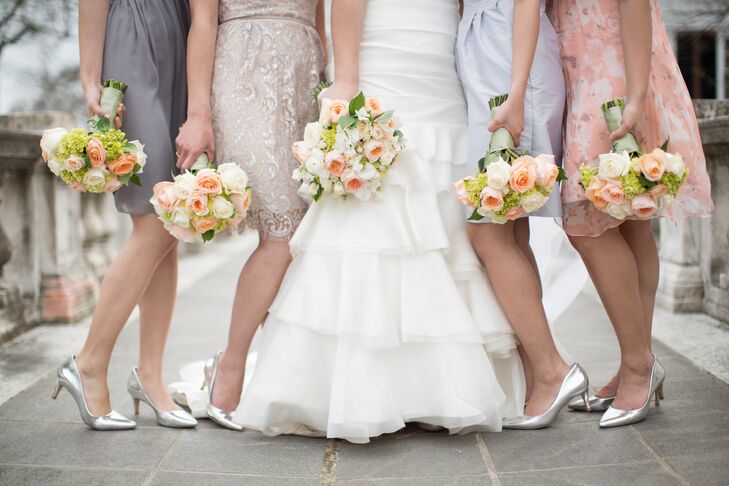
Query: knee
[
  {"left": 256, "top": 239, "right": 293, "bottom": 266},
  {"left": 468, "top": 223, "right": 514, "bottom": 259}
]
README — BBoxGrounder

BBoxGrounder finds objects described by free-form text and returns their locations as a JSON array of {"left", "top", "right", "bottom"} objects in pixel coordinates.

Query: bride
[{"left": 232, "top": 0, "right": 525, "bottom": 443}]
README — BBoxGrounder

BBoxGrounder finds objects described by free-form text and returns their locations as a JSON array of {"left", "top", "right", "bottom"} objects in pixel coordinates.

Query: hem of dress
[{"left": 562, "top": 210, "right": 714, "bottom": 238}]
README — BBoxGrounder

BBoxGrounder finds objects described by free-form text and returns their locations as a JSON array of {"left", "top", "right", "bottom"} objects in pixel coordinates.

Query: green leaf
[
  {"left": 314, "top": 185, "right": 324, "bottom": 201},
  {"left": 660, "top": 138, "right": 670, "bottom": 152},
  {"left": 118, "top": 173, "right": 132, "bottom": 184},
  {"left": 478, "top": 157, "right": 486, "bottom": 173},
  {"left": 129, "top": 174, "right": 142, "bottom": 186},
  {"left": 468, "top": 209, "right": 484, "bottom": 221},
  {"left": 338, "top": 115, "right": 357, "bottom": 130},
  {"left": 133, "top": 163, "right": 141, "bottom": 172},
  {"left": 556, "top": 167, "right": 567, "bottom": 182},
  {"left": 124, "top": 142, "right": 136, "bottom": 151},
  {"left": 311, "top": 81, "right": 332, "bottom": 101},
  {"left": 202, "top": 230, "right": 215, "bottom": 242},
  {"left": 95, "top": 117, "right": 110, "bottom": 133},
  {"left": 348, "top": 91, "right": 366, "bottom": 115},
  {"left": 637, "top": 173, "right": 657, "bottom": 190},
  {"left": 84, "top": 153, "right": 92, "bottom": 168},
  {"left": 376, "top": 110, "right": 394, "bottom": 123}
]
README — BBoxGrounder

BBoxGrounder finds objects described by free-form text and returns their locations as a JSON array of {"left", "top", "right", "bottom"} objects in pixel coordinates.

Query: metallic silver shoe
[
  {"left": 599, "top": 356, "right": 665, "bottom": 428},
  {"left": 127, "top": 367, "right": 197, "bottom": 428},
  {"left": 203, "top": 352, "right": 243, "bottom": 431},
  {"left": 503, "top": 364, "right": 590, "bottom": 430},
  {"left": 568, "top": 394, "right": 615, "bottom": 412},
  {"left": 52, "top": 356, "right": 136, "bottom": 431}
]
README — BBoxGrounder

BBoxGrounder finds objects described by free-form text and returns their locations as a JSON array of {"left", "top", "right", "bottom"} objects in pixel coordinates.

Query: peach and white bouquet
[
  {"left": 150, "top": 154, "right": 252, "bottom": 243},
  {"left": 454, "top": 95, "right": 564, "bottom": 223},
  {"left": 292, "top": 91, "right": 404, "bottom": 202},
  {"left": 40, "top": 80, "right": 146, "bottom": 193},
  {"left": 579, "top": 99, "right": 688, "bottom": 220}
]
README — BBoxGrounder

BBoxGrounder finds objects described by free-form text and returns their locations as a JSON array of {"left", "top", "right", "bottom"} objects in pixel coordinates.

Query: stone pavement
[{"left": 0, "top": 236, "right": 728, "bottom": 486}]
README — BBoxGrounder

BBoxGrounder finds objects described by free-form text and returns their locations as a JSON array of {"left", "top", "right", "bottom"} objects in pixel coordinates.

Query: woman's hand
[
  {"left": 609, "top": 96, "right": 643, "bottom": 141},
  {"left": 319, "top": 80, "right": 359, "bottom": 105},
  {"left": 176, "top": 114, "right": 215, "bottom": 170},
  {"left": 83, "top": 81, "right": 124, "bottom": 128},
  {"left": 487, "top": 94, "right": 525, "bottom": 146}
]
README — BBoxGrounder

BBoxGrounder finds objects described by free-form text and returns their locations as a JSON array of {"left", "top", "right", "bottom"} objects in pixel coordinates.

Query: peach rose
[
  {"left": 585, "top": 178, "right": 608, "bottom": 209},
  {"left": 71, "top": 181, "right": 86, "bottom": 192},
  {"left": 107, "top": 153, "right": 137, "bottom": 176},
  {"left": 64, "top": 155, "right": 85, "bottom": 172},
  {"left": 292, "top": 141, "right": 311, "bottom": 165},
  {"left": 153, "top": 181, "right": 180, "bottom": 211},
  {"left": 386, "top": 119, "right": 395, "bottom": 130},
  {"left": 650, "top": 184, "right": 668, "bottom": 198},
  {"left": 480, "top": 187, "right": 505, "bottom": 211},
  {"left": 195, "top": 168, "right": 223, "bottom": 195},
  {"left": 509, "top": 156, "right": 537, "bottom": 194},
  {"left": 86, "top": 138, "right": 106, "bottom": 168},
  {"left": 327, "top": 100, "right": 349, "bottom": 124},
  {"left": 533, "top": 154, "right": 555, "bottom": 185},
  {"left": 599, "top": 180, "right": 627, "bottom": 205},
  {"left": 364, "top": 140, "right": 385, "bottom": 161},
  {"left": 358, "top": 120, "right": 371, "bottom": 140},
  {"left": 505, "top": 207, "right": 526, "bottom": 220},
  {"left": 104, "top": 178, "right": 123, "bottom": 193},
  {"left": 344, "top": 175, "right": 364, "bottom": 192},
  {"left": 194, "top": 217, "right": 217, "bottom": 233},
  {"left": 325, "top": 151, "right": 347, "bottom": 177},
  {"left": 632, "top": 193, "right": 658, "bottom": 219},
  {"left": 230, "top": 192, "right": 251, "bottom": 215},
  {"left": 365, "top": 97, "right": 383, "bottom": 116},
  {"left": 638, "top": 152, "right": 666, "bottom": 182},
  {"left": 186, "top": 191, "right": 209, "bottom": 216},
  {"left": 454, "top": 179, "right": 474, "bottom": 209}
]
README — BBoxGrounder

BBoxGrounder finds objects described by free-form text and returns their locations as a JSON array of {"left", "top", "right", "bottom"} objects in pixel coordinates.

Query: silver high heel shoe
[
  {"left": 599, "top": 355, "right": 665, "bottom": 428},
  {"left": 503, "top": 364, "right": 590, "bottom": 430},
  {"left": 568, "top": 394, "right": 615, "bottom": 412},
  {"left": 203, "top": 352, "right": 243, "bottom": 431},
  {"left": 127, "top": 367, "right": 197, "bottom": 428},
  {"left": 52, "top": 356, "right": 136, "bottom": 431}
]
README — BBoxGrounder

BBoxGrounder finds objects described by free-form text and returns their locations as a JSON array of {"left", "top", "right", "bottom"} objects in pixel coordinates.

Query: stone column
[{"left": 656, "top": 218, "right": 704, "bottom": 312}]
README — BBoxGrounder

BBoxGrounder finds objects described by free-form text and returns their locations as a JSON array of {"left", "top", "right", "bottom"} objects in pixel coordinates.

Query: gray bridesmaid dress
[
  {"left": 456, "top": 0, "right": 565, "bottom": 219},
  {"left": 102, "top": 0, "right": 190, "bottom": 215}
]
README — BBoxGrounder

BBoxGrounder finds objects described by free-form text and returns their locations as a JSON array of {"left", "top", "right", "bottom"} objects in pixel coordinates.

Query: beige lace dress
[{"left": 211, "top": 0, "right": 323, "bottom": 240}]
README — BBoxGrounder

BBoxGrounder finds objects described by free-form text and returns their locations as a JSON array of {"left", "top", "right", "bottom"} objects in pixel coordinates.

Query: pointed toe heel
[
  {"left": 599, "top": 355, "right": 665, "bottom": 428},
  {"left": 204, "top": 352, "right": 244, "bottom": 431},
  {"left": 126, "top": 367, "right": 198, "bottom": 428}
]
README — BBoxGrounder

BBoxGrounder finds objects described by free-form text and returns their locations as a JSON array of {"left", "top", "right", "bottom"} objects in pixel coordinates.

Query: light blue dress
[{"left": 455, "top": 0, "right": 565, "bottom": 220}]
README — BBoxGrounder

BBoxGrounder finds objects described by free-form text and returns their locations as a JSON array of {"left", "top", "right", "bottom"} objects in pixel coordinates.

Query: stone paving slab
[{"left": 0, "top": 240, "right": 727, "bottom": 485}]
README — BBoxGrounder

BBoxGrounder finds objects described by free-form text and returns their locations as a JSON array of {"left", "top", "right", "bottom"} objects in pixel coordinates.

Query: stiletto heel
[
  {"left": 204, "top": 352, "right": 243, "bottom": 431},
  {"left": 599, "top": 355, "right": 665, "bottom": 428},
  {"left": 126, "top": 367, "right": 197, "bottom": 428},
  {"left": 52, "top": 356, "right": 136, "bottom": 430},
  {"left": 581, "top": 390, "right": 592, "bottom": 412},
  {"left": 503, "top": 364, "right": 590, "bottom": 430}
]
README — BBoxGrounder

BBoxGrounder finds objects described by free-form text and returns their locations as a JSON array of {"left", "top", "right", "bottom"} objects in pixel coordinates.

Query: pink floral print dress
[{"left": 550, "top": 0, "right": 713, "bottom": 237}]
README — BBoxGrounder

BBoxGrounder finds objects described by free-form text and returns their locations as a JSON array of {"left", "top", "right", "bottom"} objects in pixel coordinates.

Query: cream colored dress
[{"left": 211, "top": 0, "right": 324, "bottom": 240}]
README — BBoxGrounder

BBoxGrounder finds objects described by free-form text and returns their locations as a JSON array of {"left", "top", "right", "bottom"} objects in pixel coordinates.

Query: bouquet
[
  {"left": 150, "top": 154, "right": 252, "bottom": 243},
  {"left": 579, "top": 99, "right": 688, "bottom": 220},
  {"left": 40, "top": 80, "right": 146, "bottom": 193},
  {"left": 292, "top": 91, "right": 404, "bottom": 202},
  {"left": 454, "top": 95, "right": 564, "bottom": 223}
]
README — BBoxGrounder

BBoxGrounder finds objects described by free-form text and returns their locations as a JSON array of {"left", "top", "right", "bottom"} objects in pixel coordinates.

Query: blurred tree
[{"left": 0, "top": 0, "right": 74, "bottom": 58}]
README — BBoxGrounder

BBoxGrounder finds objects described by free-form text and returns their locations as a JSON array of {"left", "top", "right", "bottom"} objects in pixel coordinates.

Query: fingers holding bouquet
[
  {"left": 487, "top": 92, "right": 525, "bottom": 147},
  {"left": 176, "top": 115, "right": 216, "bottom": 171}
]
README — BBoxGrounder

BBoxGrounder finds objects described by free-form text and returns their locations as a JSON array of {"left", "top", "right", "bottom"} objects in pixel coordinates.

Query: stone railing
[{"left": 656, "top": 100, "right": 729, "bottom": 325}]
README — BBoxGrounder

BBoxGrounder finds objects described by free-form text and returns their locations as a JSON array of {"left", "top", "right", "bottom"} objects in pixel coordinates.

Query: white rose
[
  {"left": 304, "top": 122, "right": 324, "bottom": 147},
  {"left": 486, "top": 159, "right": 511, "bottom": 190},
  {"left": 521, "top": 191, "right": 548, "bottom": 213},
  {"left": 605, "top": 202, "right": 633, "bottom": 220},
  {"left": 319, "top": 99, "right": 332, "bottom": 125},
  {"left": 217, "top": 162, "right": 248, "bottom": 194},
  {"left": 305, "top": 155, "right": 324, "bottom": 175},
  {"left": 130, "top": 140, "right": 147, "bottom": 169},
  {"left": 47, "top": 158, "right": 62, "bottom": 176},
  {"left": 489, "top": 213, "right": 509, "bottom": 224},
  {"left": 598, "top": 151, "right": 632, "bottom": 180},
  {"left": 292, "top": 167, "right": 304, "bottom": 181},
  {"left": 171, "top": 208, "right": 190, "bottom": 228},
  {"left": 40, "top": 127, "right": 67, "bottom": 158},
  {"left": 664, "top": 152, "right": 686, "bottom": 177},
  {"left": 333, "top": 181, "right": 345, "bottom": 196},
  {"left": 656, "top": 194, "right": 674, "bottom": 211},
  {"left": 380, "top": 148, "right": 396, "bottom": 166},
  {"left": 174, "top": 172, "right": 197, "bottom": 200},
  {"left": 82, "top": 167, "right": 108, "bottom": 191},
  {"left": 212, "top": 196, "right": 235, "bottom": 219},
  {"left": 320, "top": 178, "right": 333, "bottom": 192}
]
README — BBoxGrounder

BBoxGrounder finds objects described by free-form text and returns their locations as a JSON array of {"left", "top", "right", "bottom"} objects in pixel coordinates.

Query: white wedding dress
[{"left": 231, "top": 0, "right": 526, "bottom": 444}]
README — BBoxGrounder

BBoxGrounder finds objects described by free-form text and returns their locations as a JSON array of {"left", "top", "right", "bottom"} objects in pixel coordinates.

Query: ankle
[
  {"left": 621, "top": 353, "right": 654, "bottom": 377},
  {"left": 220, "top": 350, "right": 246, "bottom": 371},
  {"left": 136, "top": 367, "right": 164, "bottom": 387},
  {"left": 75, "top": 353, "right": 108, "bottom": 380},
  {"left": 533, "top": 361, "right": 569, "bottom": 386}
]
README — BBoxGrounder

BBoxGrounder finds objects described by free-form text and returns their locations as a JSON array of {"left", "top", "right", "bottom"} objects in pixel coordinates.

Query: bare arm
[
  {"left": 176, "top": 0, "right": 218, "bottom": 170},
  {"left": 315, "top": 0, "right": 327, "bottom": 63},
  {"left": 610, "top": 0, "right": 652, "bottom": 141},
  {"left": 323, "top": 0, "right": 366, "bottom": 101},
  {"left": 487, "top": 0, "right": 540, "bottom": 145},
  {"left": 79, "top": 0, "right": 122, "bottom": 126}
]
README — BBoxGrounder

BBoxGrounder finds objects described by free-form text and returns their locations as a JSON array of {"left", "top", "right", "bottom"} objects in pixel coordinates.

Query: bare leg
[
  {"left": 569, "top": 228, "right": 655, "bottom": 410},
  {"left": 137, "top": 245, "right": 179, "bottom": 411},
  {"left": 514, "top": 219, "right": 539, "bottom": 402},
  {"left": 468, "top": 220, "right": 569, "bottom": 416},
  {"left": 76, "top": 214, "right": 177, "bottom": 415},
  {"left": 211, "top": 238, "right": 293, "bottom": 412},
  {"left": 593, "top": 220, "right": 659, "bottom": 398}
]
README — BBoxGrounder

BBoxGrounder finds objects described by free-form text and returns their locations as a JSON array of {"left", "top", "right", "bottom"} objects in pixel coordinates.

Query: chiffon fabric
[
  {"left": 234, "top": 0, "right": 525, "bottom": 443},
  {"left": 103, "top": 0, "right": 190, "bottom": 215},
  {"left": 211, "top": 0, "right": 324, "bottom": 240},
  {"left": 551, "top": 0, "right": 713, "bottom": 236},
  {"left": 456, "top": 0, "right": 565, "bottom": 220}
]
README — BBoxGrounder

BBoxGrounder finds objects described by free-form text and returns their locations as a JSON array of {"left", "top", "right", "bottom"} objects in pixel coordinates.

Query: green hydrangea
[
  {"left": 99, "top": 129, "right": 128, "bottom": 161},
  {"left": 579, "top": 165, "right": 597, "bottom": 189},
  {"left": 56, "top": 128, "right": 89, "bottom": 162},
  {"left": 619, "top": 168, "right": 645, "bottom": 198},
  {"left": 59, "top": 169, "right": 83, "bottom": 185},
  {"left": 496, "top": 190, "right": 522, "bottom": 216},
  {"left": 324, "top": 127, "right": 337, "bottom": 151},
  {"left": 464, "top": 173, "right": 488, "bottom": 207},
  {"left": 660, "top": 169, "right": 689, "bottom": 196}
]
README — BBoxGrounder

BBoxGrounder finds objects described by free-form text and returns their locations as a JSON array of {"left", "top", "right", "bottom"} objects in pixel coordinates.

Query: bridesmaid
[
  {"left": 53, "top": 0, "right": 206, "bottom": 429},
  {"left": 456, "top": 0, "right": 589, "bottom": 429},
  {"left": 551, "top": 0, "right": 713, "bottom": 427},
  {"left": 182, "top": 0, "right": 326, "bottom": 430}
]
